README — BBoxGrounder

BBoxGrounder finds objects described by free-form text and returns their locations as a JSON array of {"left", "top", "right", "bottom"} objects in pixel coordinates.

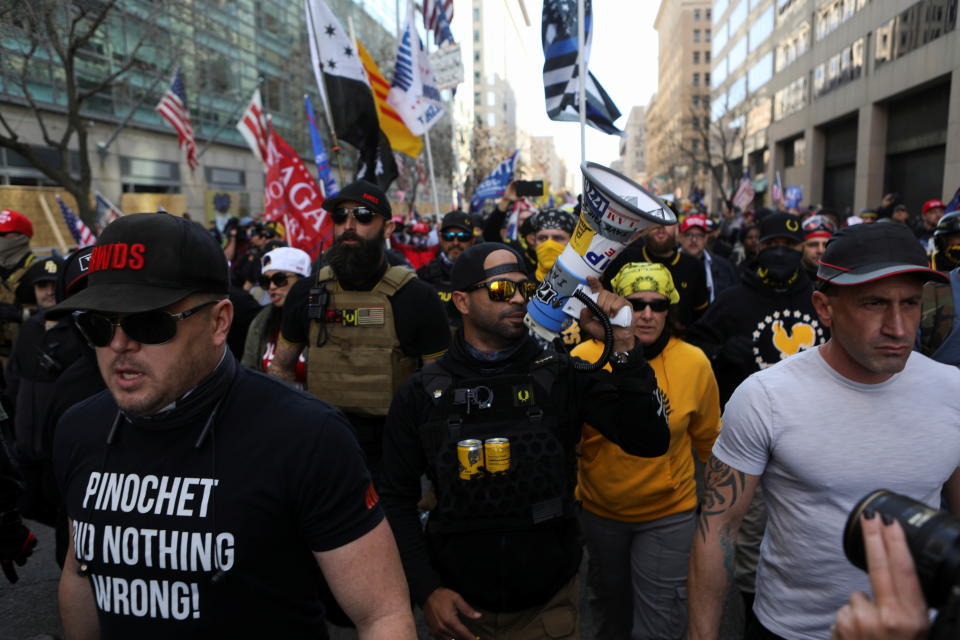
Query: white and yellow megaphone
[{"left": 525, "top": 162, "right": 677, "bottom": 341}]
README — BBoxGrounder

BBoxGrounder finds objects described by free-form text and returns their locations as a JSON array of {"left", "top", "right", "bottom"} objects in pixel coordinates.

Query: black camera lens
[{"left": 844, "top": 490, "right": 960, "bottom": 607}]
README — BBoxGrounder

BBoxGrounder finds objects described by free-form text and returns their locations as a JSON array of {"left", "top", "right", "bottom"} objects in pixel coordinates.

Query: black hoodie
[
  {"left": 686, "top": 260, "right": 828, "bottom": 406},
  {"left": 380, "top": 331, "right": 669, "bottom": 612}
]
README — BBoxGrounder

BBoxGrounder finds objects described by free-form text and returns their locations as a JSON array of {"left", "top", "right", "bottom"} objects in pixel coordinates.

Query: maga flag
[
  {"left": 470, "top": 150, "right": 519, "bottom": 212},
  {"left": 357, "top": 41, "right": 422, "bottom": 157},
  {"left": 263, "top": 127, "right": 333, "bottom": 259}
]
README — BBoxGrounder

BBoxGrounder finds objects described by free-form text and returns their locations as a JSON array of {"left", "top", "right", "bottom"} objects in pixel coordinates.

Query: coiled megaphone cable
[{"left": 571, "top": 288, "right": 613, "bottom": 372}]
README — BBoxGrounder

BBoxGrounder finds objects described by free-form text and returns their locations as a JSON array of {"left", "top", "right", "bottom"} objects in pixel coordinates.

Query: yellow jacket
[{"left": 572, "top": 336, "right": 721, "bottom": 522}]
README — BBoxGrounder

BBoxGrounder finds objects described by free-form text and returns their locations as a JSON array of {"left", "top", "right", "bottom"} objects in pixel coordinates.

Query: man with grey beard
[{"left": 269, "top": 180, "right": 450, "bottom": 483}]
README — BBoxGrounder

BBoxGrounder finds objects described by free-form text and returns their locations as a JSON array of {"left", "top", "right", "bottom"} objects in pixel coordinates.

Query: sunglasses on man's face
[
  {"left": 258, "top": 272, "right": 296, "bottom": 289},
  {"left": 442, "top": 231, "right": 472, "bottom": 242},
  {"left": 629, "top": 298, "right": 670, "bottom": 313},
  {"left": 330, "top": 207, "right": 378, "bottom": 225},
  {"left": 74, "top": 300, "right": 219, "bottom": 347},
  {"left": 468, "top": 279, "right": 538, "bottom": 302}
]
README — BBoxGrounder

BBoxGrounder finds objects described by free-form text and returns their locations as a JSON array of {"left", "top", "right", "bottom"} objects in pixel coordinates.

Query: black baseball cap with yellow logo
[
  {"left": 759, "top": 212, "right": 805, "bottom": 244},
  {"left": 47, "top": 212, "right": 228, "bottom": 317}
]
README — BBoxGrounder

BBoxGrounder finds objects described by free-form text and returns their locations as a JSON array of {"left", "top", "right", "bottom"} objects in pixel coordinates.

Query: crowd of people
[{"left": 0, "top": 177, "right": 958, "bottom": 640}]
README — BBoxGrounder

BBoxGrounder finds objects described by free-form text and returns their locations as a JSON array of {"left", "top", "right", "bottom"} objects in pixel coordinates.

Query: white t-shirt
[{"left": 714, "top": 347, "right": 960, "bottom": 640}]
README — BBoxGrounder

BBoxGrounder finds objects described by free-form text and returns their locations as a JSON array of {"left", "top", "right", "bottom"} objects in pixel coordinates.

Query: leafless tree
[
  {"left": 0, "top": 0, "right": 168, "bottom": 225},
  {"left": 463, "top": 117, "right": 512, "bottom": 200}
]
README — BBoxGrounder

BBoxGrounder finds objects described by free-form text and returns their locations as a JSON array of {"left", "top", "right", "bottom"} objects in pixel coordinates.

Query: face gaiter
[
  {"left": 534, "top": 239, "right": 565, "bottom": 282},
  {"left": 0, "top": 234, "right": 30, "bottom": 270},
  {"left": 757, "top": 245, "right": 802, "bottom": 288}
]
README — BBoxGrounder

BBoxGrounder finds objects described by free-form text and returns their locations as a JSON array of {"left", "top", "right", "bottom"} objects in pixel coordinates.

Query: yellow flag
[{"left": 357, "top": 41, "right": 423, "bottom": 158}]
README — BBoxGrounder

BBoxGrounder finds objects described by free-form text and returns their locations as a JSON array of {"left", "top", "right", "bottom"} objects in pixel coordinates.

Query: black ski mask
[{"left": 757, "top": 245, "right": 802, "bottom": 288}]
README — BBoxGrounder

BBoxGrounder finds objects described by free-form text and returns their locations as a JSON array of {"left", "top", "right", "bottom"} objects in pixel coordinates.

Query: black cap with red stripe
[
  {"left": 322, "top": 180, "right": 392, "bottom": 218},
  {"left": 817, "top": 222, "right": 947, "bottom": 285}
]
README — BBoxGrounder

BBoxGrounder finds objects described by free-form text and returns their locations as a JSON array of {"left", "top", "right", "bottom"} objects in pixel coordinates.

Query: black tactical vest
[{"left": 418, "top": 354, "right": 579, "bottom": 535}]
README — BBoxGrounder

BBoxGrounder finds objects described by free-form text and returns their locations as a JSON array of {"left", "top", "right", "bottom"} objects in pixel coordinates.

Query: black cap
[
  {"left": 48, "top": 212, "right": 229, "bottom": 317},
  {"left": 818, "top": 222, "right": 947, "bottom": 285},
  {"left": 759, "top": 212, "right": 804, "bottom": 244},
  {"left": 450, "top": 243, "right": 529, "bottom": 291},
  {"left": 56, "top": 246, "right": 95, "bottom": 303},
  {"left": 20, "top": 256, "right": 63, "bottom": 305},
  {"left": 441, "top": 210, "right": 473, "bottom": 231},
  {"left": 322, "top": 180, "right": 392, "bottom": 218}
]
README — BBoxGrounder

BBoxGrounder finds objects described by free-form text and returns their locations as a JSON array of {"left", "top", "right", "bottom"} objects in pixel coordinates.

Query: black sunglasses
[
  {"left": 74, "top": 300, "right": 220, "bottom": 347},
  {"left": 442, "top": 231, "right": 472, "bottom": 242},
  {"left": 258, "top": 272, "right": 297, "bottom": 289},
  {"left": 468, "top": 279, "right": 538, "bottom": 302},
  {"left": 629, "top": 298, "right": 671, "bottom": 313},
  {"left": 330, "top": 207, "right": 378, "bottom": 225}
]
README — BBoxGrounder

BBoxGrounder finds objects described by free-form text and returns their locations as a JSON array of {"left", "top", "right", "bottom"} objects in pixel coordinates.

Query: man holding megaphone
[{"left": 379, "top": 242, "right": 670, "bottom": 640}]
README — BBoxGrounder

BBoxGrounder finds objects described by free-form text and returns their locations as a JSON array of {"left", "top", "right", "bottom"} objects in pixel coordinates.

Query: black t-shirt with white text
[{"left": 54, "top": 361, "right": 382, "bottom": 638}]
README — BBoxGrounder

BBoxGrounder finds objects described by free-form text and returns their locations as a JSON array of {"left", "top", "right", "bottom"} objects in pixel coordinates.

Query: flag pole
[
  {"left": 38, "top": 194, "right": 70, "bottom": 253},
  {"left": 577, "top": 0, "right": 587, "bottom": 165},
  {"left": 306, "top": 0, "right": 347, "bottom": 184},
  {"left": 419, "top": 4, "right": 443, "bottom": 217}
]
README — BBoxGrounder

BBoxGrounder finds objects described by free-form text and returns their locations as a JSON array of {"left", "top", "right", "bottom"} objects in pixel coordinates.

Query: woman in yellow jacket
[{"left": 572, "top": 262, "right": 721, "bottom": 639}]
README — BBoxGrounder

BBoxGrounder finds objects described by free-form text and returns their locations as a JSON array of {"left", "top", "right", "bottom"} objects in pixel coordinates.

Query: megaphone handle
[{"left": 571, "top": 288, "right": 613, "bottom": 372}]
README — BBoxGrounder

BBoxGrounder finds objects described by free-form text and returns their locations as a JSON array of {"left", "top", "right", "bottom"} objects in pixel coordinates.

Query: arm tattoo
[{"left": 697, "top": 456, "right": 747, "bottom": 543}]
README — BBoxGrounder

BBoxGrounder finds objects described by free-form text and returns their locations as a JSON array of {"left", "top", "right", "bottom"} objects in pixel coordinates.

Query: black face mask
[{"left": 757, "top": 245, "right": 802, "bottom": 287}]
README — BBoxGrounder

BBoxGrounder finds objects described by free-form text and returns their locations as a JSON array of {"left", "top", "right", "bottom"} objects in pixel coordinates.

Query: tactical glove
[{"left": 0, "top": 510, "right": 38, "bottom": 583}]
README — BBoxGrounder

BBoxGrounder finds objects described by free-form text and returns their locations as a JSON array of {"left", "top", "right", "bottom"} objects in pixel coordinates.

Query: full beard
[{"left": 325, "top": 229, "right": 386, "bottom": 284}]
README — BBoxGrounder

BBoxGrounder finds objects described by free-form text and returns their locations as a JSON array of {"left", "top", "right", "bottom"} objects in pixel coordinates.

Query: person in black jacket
[
  {"left": 418, "top": 211, "right": 476, "bottom": 330},
  {"left": 380, "top": 243, "right": 669, "bottom": 640},
  {"left": 679, "top": 215, "right": 739, "bottom": 302},
  {"left": 687, "top": 211, "right": 828, "bottom": 407},
  {"left": 482, "top": 181, "right": 538, "bottom": 273}
]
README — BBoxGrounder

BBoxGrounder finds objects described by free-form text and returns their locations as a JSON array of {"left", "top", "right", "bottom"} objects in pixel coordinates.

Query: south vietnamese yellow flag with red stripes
[{"left": 357, "top": 41, "right": 423, "bottom": 158}]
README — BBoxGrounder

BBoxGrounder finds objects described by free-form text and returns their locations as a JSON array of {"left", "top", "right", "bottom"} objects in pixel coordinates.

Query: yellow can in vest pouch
[
  {"left": 484, "top": 438, "right": 510, "bottom": 474},
  {"left": 457, "top": 439, "right": 484, "bottom": 480}
]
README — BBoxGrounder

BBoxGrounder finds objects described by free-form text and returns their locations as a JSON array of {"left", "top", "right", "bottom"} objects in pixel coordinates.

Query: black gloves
[
  {"left": 0, "top": 510, "right": 37, "bottom": 583},
  {"left": 719, "top": 335, "right": 756, "bottom": 367}
]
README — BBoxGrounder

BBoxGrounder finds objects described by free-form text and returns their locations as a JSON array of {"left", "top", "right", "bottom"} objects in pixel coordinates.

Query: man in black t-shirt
[
  {"left": 603, "top": 222, "right": 710, "bottom": 329},
  {"left": 49, "top": 213, "right": 415, "bottom": 639},
  {"left": 271, "top": 181, "right": 449, "bottom": 482}
]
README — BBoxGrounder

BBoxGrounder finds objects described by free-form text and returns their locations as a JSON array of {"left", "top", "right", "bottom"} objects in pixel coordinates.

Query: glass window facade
[
  {"left": 775, "top": 21, "right": 810, "bottom": 72},
  {"left": 728, "top": 75, "right": 747, "bottom": 108},
  {"left": 748, "top": 7, "right": 774, "bottom": 51},
  {"left": 728, "top": 34, "right": 748, "bottom": 72},
  {"left": 874, "top": 0, "right": 958, "bottom": 66},
  {"left": 729, "top": 1, "right": 748, "bottom": 34},
  {"left": 814, "top": 0, "right": 871, "bottom": 42},
  {"left": 774, "top": 76, "right": 807, "bottom": 121},
  {"left": 0, "top": 0, "right": 399, "bottom": 158},
  {"left": 713, "top": 21, "right": 729, "bottom": 55},
  {"left": 813, "top": 37, "right": 865, "bottom": 98},
  {"left": 712, "top": 55, "right": 728, "bottom": 87},
  {"left": 747, "top": 52, "right": 773, "bottom": 91},
  {"left": 714, "top": 0, "right": 730, "bottom": 23}
]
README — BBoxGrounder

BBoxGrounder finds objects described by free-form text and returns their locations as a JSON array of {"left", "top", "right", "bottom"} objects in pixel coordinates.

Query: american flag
[
  {"left": 732, "top": 171, "right": 755, "bottom": 211},
  {"left": 236, "top": 88, "right": 267, "bottom": 164},
  {"left": 55, "top": 195, "right": 97, "bottom": 247},
  {"left": 155, "top": 69, "right": 198, "bottom": 170},
  {"left": 422, "top": 0, "right": 454, "bottom": 45},
  {"left": 771, "top": 170, "right": 784, "bottom": 206}
]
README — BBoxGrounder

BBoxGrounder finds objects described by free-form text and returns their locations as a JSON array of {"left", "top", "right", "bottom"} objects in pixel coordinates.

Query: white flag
[
  {"left": 236, "top": 88, "right": 267, "bottom": 163},
  {"left": 387, "top": 8, "right": 445, "bottom": 135}
]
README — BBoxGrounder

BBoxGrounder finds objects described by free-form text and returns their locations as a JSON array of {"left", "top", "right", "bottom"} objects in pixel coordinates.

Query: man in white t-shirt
[{"left": 688, "top": 222, "right": 960, "bottom": 640}]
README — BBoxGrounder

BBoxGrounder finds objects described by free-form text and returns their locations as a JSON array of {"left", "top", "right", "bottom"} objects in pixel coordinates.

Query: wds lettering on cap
[{"left": 89, "top": 243, "right": 146, "bottom": 273}]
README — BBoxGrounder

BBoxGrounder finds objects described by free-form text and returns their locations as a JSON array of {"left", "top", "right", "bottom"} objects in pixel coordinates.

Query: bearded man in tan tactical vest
[
  {"left": 0, "top": 209, "right": 36, "bottom": 365},
  {"left": 268, "top": 181, "right": 451, "bottom": 484}
]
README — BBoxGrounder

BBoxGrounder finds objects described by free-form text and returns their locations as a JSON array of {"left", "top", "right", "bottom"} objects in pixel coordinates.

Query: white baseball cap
[{"left": 261, "top": 247, "right": 311, "bottom": 277}]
